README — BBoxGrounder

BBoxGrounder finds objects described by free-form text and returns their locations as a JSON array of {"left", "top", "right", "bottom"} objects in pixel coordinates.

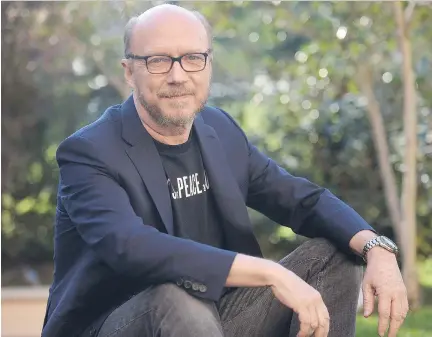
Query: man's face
[{"left": 124, "top": 13, "right": 212, "bottom": 128}]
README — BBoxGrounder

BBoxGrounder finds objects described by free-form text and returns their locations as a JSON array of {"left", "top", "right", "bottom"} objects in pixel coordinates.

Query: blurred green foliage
[
  {"left": 356, "top": 306, "right": 432, "bottom": 337},
  {"left": 1, "top": 1, "right": 431, "bottom": 286}
]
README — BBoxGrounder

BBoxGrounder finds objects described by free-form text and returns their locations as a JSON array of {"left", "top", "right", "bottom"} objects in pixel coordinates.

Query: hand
[
  {"left": 270, "top": 266, "right": 330, "bottom": 337},
  {"left": 363, "top": 248, "right": 409, "bottom": 337}
]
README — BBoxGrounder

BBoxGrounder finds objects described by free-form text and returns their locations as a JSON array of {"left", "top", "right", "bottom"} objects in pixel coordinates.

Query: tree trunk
[
  {"left": 394, "top": 1, "right": 420, "bottom": 309},
  {"left": 357, "top": 64, "right": 402, "bottom": 243}
]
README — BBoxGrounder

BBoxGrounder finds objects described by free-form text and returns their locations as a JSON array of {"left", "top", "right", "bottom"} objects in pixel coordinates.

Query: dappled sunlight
[{"left": 2, "top": 1, "right": 432, "bottom": 335}]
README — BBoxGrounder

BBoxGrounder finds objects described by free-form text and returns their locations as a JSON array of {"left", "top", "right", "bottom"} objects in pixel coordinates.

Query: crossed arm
[{"left": 243, "top": 141, "right": 408, "bottom": 337}]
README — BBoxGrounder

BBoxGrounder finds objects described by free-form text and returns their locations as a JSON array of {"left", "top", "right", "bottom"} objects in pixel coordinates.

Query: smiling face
[{"left": 122, "top": 6, "right": 212, "bottom": 130}]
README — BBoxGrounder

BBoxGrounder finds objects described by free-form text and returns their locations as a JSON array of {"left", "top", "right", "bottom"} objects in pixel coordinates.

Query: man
[{"left": 42, "top": 4, "right": 408, "bottom": 337}]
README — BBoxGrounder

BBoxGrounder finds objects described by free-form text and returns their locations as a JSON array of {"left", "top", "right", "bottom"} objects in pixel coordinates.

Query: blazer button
[
  {"left": 176, "top": 278, "right": 184, "bottom": 286},
  {"left": 184, "top": 280, "right": 192, "bottom": 289},
  {"left": 89, "top": 327, "right": 97, "bottom": 336},
  {"left": 199, "top": 285, "right": 207, "bottom": 293},
  {"left": 192, "top": 283, "right": 200, "bottom": 291}
]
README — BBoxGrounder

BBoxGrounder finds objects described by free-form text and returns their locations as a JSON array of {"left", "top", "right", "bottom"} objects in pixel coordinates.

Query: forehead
[{"left": 131, "top": 14, "right": 209, "bottom": 56}]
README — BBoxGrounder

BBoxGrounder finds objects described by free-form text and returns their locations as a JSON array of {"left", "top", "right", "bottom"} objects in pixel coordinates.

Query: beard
[{"left": 137, "top": 86, "right": 207, "bottom": 130}]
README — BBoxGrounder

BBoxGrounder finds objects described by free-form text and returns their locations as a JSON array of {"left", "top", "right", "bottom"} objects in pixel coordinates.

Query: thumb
[{"left": 362, "top": 283, "right": 375, "bottom": 317}]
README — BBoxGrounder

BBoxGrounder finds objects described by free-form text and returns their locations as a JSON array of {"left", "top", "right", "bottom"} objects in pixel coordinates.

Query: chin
[
  {"left": 166, "top": 110, "right": 196, "bottom": 123},
  {"left": 164, "top": 100, "right": 199, "bottom": 115}
]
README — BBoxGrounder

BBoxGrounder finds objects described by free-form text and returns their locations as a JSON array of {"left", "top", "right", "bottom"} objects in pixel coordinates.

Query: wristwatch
[{"left": 362, "top": 235, "right": 399, "bottom": 262}]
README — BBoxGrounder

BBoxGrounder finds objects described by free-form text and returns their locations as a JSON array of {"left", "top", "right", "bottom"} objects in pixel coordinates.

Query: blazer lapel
[
  {"left": 119, "top": 96, "right": 261, "bottom": 257},
  {"left": 120, "top": 96, "right": 174, "bottom": 235},
  {"left": 194, "top": 116, "right": 262, "bottom": 257}
]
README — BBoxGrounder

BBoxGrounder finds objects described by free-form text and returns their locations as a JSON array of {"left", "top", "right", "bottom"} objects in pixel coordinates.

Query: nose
[{"left": 166, "top": 61, "right": 188, "bottom": 84}]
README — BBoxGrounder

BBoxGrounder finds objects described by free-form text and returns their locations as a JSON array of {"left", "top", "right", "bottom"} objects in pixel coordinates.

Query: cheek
[
  {"left": 134, "top": 74, "right": 157, "bottom": 96},
  {"left": 194, "top": 74, "right": 211, "bottom": 96}
]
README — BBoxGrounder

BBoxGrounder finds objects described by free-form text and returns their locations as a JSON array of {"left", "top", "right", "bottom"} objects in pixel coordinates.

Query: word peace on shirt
[{"left": 167, "top": 171, "right": 210, "bottom": 200}]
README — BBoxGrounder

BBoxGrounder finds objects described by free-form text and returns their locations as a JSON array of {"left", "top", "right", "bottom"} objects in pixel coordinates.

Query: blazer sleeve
[
  {"left": 245, "top": 142, "right": 375, "bottom": 253},
  {"left": 56, "top": 135, "right": 236, "bottom": 301}
]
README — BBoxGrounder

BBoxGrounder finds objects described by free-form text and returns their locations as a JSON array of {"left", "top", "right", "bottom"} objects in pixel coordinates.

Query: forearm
[
  {"left": 225, "top": 253, "right": 282, "bottom": 288},
  {"left": 246, "top": 144, "right": 375, "bottom": 252}
]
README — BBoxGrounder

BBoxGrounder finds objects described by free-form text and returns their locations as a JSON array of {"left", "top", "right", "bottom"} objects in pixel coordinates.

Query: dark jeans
[{"left": 96, "top": 238, "right": 363, "bottom": 337}]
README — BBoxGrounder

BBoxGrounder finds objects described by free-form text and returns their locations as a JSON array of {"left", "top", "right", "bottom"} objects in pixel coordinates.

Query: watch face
[{"left": 380, "top": 236, "right": 398, "bottom": 252}]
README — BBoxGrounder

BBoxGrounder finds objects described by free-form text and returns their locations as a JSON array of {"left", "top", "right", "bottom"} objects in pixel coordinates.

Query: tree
[
  {"left": 1, "top": 1, "right": 431, "bottom": 289},
  {"left": 394, "top": 0, "right": 420, "bottom": 309}
]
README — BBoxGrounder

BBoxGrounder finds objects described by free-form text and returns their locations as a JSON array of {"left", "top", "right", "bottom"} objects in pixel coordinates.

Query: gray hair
[
  {"left": 124, "top": 16, "right": 139, "bottom": 56},
  {"left": 123, "top": 9, "right": 213, "bottom": 57}
]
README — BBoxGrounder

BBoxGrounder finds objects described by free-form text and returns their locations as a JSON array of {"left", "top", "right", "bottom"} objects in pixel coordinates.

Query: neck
[{"left": 133, "top": 95, "right": 192, "bottom": 145}]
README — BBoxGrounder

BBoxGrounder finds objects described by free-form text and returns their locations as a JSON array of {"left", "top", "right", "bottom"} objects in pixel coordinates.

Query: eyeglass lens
[{"left": 147, "top": 54, "right": 206, "bottom": 73}]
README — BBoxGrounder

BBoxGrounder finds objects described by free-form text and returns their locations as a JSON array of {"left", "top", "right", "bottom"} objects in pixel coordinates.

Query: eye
[
  {"left": 185, "top": 54, "right": 205, "bottom": 61},
  {"left": 147, "top": 56, "right": 171, "bottom": 65}
]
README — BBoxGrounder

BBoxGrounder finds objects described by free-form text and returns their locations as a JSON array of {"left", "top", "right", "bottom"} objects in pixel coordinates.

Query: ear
[{"left": 121, "top": 59, "right": 135, "bottom": 89}]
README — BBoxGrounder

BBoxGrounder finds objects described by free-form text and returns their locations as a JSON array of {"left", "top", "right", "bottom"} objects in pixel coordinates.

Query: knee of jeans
[
  {"left": 321, "top": 242, "right": 363, "bottom": 289},
  {"left": 151, "top": 284, "right": 223, "bottom": 334},
  {"left": 296, "top": 238, "right": 362, "bottom": 279},
  {"left": 298, "top": 237, "right": 339, "bottom": 259},
  {"left": 305, "top": 238, "right": 359, "bottom": 263}
]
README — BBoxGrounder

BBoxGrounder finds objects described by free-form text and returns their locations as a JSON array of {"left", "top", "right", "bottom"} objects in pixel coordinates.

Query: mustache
[{"left": 157, "top": 88, "right": 195, "bottom": 98}]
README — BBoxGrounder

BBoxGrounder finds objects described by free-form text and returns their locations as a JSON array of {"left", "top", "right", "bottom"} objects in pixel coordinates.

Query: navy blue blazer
[{"left": 42, "top": 95, "right": 373, "bottom": 337}]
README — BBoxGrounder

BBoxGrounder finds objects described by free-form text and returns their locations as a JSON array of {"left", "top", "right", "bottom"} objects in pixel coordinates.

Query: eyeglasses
[{"left": 125, "top": 50, "right": 211, "bottom": 74}]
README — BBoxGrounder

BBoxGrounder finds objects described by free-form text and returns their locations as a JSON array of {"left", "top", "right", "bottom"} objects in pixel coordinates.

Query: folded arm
[
  {"left": 57, "top": 135, "right": 236, "bottom": 301},
  {"left": 245, "top": 142, "right": 375, "bottom": 253}
]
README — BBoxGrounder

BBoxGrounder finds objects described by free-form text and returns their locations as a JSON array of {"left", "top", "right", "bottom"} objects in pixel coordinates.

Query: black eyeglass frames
[{"left": 125, "top": 50, "right": 211, "bottom": 74}]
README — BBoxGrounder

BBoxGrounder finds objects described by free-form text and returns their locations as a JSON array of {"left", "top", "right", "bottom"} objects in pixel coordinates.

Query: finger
[
  {"left": 314, "top": 304, "right": 330, "bottom": 337},
  {"left": 363, "top": 283, "right": 375, "bottom": 317},
  {"left": 388, "top": 296, "right": 408, "bottom": 337},
  {"left": 377, "top": 295, "right": 392, "bottom": 337},
  {"left": 296, "top": 309, "right": 315, "bottom": 337}
]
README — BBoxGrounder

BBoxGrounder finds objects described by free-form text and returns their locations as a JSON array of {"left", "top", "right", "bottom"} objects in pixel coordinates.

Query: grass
[
  {"left": 356, "top": 306, "right": 432, "bottom": 337},
  {"left": 356, "top": 259, "right": 432, "bottom": 336}
]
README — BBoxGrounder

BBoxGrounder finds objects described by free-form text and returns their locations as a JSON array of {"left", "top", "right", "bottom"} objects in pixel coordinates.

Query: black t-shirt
[{"left": 153, "top": 131, "right": 225, "bottom": 249}]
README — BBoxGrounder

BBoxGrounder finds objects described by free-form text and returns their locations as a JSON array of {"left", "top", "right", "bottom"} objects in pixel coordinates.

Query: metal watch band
[
  {"left": 362, "top": 237, "right": 380, "bottom": 261},
  {"left": 361, "top": 235, "right": 398, "bottom": 262}
]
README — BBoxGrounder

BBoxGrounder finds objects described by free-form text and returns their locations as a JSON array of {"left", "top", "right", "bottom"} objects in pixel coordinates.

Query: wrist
[
  {"left": 350, "top": 230, "right": 378, "bottom": 256},
  {"left": 362, "top": 235, "right": 399, "bottom": 262},
  {"left": 265, "top": 261, "right": 288, "bottom": 287},
  {"left": 366, "top": 245, "right": 397, "bottom": 261}
]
